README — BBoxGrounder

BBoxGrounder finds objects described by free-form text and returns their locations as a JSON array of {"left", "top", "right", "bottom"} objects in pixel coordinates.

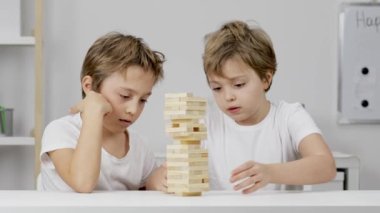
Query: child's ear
[
  {"left": 81, "top": 75, "right": 93, "bottom": 95},
  {"left": 263, "top": 71, "right": 273, "bottom": 91}
]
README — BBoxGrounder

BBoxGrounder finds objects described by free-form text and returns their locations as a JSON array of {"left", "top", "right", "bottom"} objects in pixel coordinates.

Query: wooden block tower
[{"left": 164, "top": 93, "right": 209, "bottom": 196}]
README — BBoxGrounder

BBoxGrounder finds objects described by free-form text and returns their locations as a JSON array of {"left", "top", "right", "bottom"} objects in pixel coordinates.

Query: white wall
[{"left": 38, "top": 0, "right": 379, "bottom": 190}]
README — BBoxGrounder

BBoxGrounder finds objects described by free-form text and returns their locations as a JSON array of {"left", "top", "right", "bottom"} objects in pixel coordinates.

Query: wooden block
[
  {"left": 164, "top": 110, "right": 205, "bottom": 117},
  {"left": 166, "top": 120, "right": 205, "bottom": 129},
  {"left": 167, "top": 180, "right": 209, "bottom": 185},
  {"left": 167, "top": 173, "right": 209, "bottom": 179},
  {"left": 173, "top": 192, "right": 202, "bottom": 196},
  {"left": 166, "top": 119, "right": 198, "bottom": 129},
  {"left": 166, "top": 165, "right": 209, "bottom": 171},
  {"left": 165, "top": 93, "right": 193, "bottom": 98},
  {"left": 167, "top": 183, "right": 209, "bottom": 191},
  {"left": 166, "top": 156, "right": 208, "bottom": 163},
  {"left": 167, "top": 144, "right": 201, "bottom": 150},
  {"left": 167, "top": 145, "right": 208, "bottom": 157},
  {"left": 168, "top": 182, "right": 209, "bottom": 188},
  {"left": 169, "top": 120, "right": 198, "bottom": 128},
  {"left": 166, "top": 172, "right": 209, "bottom": 182},
  {"left": 172, "top": 140, "right": 202, "bottom": 145},
  {"left": 167, "top": 169, "right": 208, "bottom": 176},
  {"left": 167, "top": 161, "right": 208, "bottom": 167},
  {"left": 166, "top": 153, "right": 208, "bottom": 159},
  {"left": 164, "top": 114, "right": 204, "bottom": 120},
  {"left": 165, "top": 123, "right": 206, "bottom": 133},
  {"left": 166, "top": 164, "right": 209, "bottom": 172},
  {"left": 165, "top": 101, "right": 206, "bottom": 107},
  {"left": 166, "top": 147, "right": 206, "bottom": 153},
  {"left": 171, "top": 136, "right": 206, "bottom": 141},
  {"left": 165, "top": 105, "right": 206, "bottom": 111},
  {"left": 166, "top": 153, "right": 208, "bottom": 158},
  {"left": 168, "top": 189, "right": 204, "bottom": 194},
  {"left": 169, "top": 132, "right": 207, "bottom": 141},
  {"left": 167, "top": 178, "right": 208, "bottom": 184},
  {"left": 167, "top": 122, "right": 206, "bottom": 129},
  {"left": 165, "top": 96, "right": 206, "bottom": 103},
  {"left": 168, "top": 131, "right": 206, "bottom": 137},
  {"left": 169, "top": 119, "right": 198, "bottom": 124}
]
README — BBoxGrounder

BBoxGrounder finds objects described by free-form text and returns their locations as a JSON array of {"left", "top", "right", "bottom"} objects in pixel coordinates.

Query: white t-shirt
[
  {"left": 202, "top": 100, "right": 321, "bottom": 191},
  {"left": 40, "top": 113, "right": 157, "bottom": 191}
]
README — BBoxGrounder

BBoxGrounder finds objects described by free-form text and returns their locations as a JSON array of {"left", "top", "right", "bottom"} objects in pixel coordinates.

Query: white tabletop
[{"left": 0, "top": 190, "right": 379, "bottom": 213}]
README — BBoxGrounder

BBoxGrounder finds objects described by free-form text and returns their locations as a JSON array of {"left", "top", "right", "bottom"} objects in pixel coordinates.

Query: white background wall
[{"left": 1, "top": 0, "right": 379, "bottom": 189}]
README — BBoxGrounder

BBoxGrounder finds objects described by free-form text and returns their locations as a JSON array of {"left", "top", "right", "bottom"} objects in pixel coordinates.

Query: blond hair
[
  {"left": 81, "top": 32, "right": 165, "bottom": 98},
  {"left": 203, "top": 20, "right": 277, "bottom": 91}
]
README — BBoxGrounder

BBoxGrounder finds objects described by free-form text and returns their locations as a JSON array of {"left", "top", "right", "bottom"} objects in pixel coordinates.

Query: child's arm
[
  {"left": 145, "top": 163, "right": 168, "bottom": 192},
  {"left": 48, "top": 91, "right": 112, "bottom": 193},
  {"left": 230, "top": 133, "right": 336, "bottom": 194}
]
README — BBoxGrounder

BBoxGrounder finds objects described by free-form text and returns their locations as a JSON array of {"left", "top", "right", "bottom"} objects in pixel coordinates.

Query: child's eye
[
  {"left": 140, "top": 99, "right": 148, "bottom": 104},
  {"left": 235, "top": 83, "right": 245, "bottom": 88},
  {"left": 212, "top": 87, "right": 221, "bottom": 92},
  {"left": 120, "top": 94, "right": 130, "bottom": 99}
]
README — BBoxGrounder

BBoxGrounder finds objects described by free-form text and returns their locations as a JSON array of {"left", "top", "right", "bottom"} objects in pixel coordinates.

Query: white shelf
[
  {"left": 0, "top": 36, "right": 35, "bottom": 45},
  {"left": 0, "top": 137, "right": 35, "bottom": 146}
]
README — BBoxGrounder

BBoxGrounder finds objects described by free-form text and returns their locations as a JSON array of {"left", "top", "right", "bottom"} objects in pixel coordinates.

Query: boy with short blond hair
[
  {"left": 40, "top": 32, "right": 166, "bottom": 192},
  {"left": 202, "top": 20, "right": 336, "bottom": 194}
]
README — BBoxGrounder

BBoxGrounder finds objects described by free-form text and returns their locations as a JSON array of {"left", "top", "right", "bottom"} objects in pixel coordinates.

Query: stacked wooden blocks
[{"left": 165, "top": 93, "right": 209, "bottom": 196}]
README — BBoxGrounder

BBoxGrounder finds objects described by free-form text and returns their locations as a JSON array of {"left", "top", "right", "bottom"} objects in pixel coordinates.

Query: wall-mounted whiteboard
[{"left": 338, "top": 3, "right": 380, "bottom": 124}]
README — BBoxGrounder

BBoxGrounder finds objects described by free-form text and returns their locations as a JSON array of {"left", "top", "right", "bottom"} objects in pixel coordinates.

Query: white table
[{"left": 0, "top": 190, "right": 379, "bottom": 213}]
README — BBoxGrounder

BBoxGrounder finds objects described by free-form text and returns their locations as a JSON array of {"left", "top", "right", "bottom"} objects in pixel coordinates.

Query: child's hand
[
  {"left": 230, "top": 160, "right": 270, "bottom": 194},
  {"left": 69, "top": 91, "right": 112, "bottom": 116},
  {"left": 145, "top": 163, "right": 167, "bottom": 192}
]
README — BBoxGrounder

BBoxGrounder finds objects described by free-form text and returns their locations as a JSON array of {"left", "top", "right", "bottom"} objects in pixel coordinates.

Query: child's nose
[
  {"left": 224, "top": 90, "right": 236, "bottom": 102},
  {"left": 125, "top": 102, "right": 138, "bottom": 115}
]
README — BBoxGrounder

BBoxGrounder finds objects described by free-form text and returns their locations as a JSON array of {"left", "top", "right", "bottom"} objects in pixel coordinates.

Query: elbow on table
[
  {"left": 72, "top": 183, "right": 96, "bottom": 193},
  {"left": 70, "top": 177, "right": 97, "bottom": 193},
  {"left": 322, "top": 160, "right": 337, "bottom": 183},
  {"left": 73, "top": 186, "right": 95, "bottom": 193}
]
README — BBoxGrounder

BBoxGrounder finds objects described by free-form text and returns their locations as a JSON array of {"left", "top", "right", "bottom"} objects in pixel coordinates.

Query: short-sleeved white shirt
[
  {"left": 40, "top": 113, "right": 157, "bottom": 191},
  {"left": 202, "top": 100, "right": 321, "bottom": 191}
]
